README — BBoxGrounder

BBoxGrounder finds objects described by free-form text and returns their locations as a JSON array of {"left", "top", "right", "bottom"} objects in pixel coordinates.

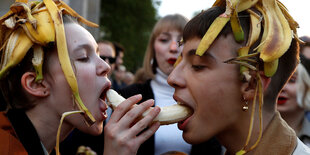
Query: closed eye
[
  {"left": 78, "top": 56, "right": 89, "bottom": 62},
  {"left": 192, "top": 65, "right": 206, "bottom": 71}
]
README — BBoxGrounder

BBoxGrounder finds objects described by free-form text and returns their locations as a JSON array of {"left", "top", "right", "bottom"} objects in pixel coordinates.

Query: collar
[
  {"left": 250, "top": 111, "right": 297, "bottom": 154},
  {"left": 298, "top": 116, "right": 310, "bottom": 141}
]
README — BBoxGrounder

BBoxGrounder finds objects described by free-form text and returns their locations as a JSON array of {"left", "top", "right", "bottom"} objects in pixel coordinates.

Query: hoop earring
[{"left": 242, "top": 98, "right": 249, "bottom": 111}]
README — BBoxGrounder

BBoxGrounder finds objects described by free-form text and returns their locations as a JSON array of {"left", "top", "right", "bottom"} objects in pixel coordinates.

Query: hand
[{"left": 103, "top": 94, "right": 160, "bottom": 155}]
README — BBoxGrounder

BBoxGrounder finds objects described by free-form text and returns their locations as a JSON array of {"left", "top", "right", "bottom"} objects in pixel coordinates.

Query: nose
[
  {"left": 167, "top": 63, "right": 185, "bottom": 88},
  {"left": 169, "top": 40, "right": 178, "bottom": 53},
  {"left": 97, "top": 57, "right": 111, "bottom": 76}
]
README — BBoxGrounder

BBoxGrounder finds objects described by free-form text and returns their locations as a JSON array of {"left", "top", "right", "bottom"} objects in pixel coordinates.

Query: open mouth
[
  {"left": 277, "top": 97, "right": 287, "bottom": 105},
  {"left": 168, "top": 58, "right": 177, "bottom": 65},
  {"left": 100, "top": 86, "right": 110, "bottom": 101}
]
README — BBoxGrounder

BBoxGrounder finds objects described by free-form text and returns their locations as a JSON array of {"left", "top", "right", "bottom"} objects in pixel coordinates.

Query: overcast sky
[{"left": 157, "top": 0, "right": 310, "bottom": 37}]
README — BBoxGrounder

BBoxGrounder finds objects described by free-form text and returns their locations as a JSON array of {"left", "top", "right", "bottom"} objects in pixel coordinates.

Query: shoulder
[{"left": 0, "top": 112, "right": 27, "bottom": 154}]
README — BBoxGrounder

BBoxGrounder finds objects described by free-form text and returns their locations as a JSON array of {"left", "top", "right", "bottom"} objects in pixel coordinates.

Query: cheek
[
  {"left": 154, "top": 42, "right": 168, "bottom": 60},
  {"left": 75, "top": 64, "right": 97, "bottom": 96}
]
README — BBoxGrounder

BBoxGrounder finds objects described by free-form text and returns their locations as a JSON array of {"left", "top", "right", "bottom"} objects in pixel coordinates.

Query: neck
[
  {"left": 217, "top": 101, "right": 275, "bottom": 154},
  {"left": 26, "top": 103, "right": 74, "bottom": 153},
  {"left": 280, "top": 109, "right": 304, "bottom": 133}
]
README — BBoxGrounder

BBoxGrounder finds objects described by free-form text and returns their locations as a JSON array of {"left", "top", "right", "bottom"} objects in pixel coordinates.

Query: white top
[
  {"left": 293, "top": 138, "right": 310, "bottom": 155},
  {"left": 151, "top": 68, "right": 191, "bottom": 155}
]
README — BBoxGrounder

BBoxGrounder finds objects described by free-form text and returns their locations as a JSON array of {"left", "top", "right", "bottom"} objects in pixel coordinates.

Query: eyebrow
[{"left": 187, "top": 49, "right": 216, "bottom": 62}]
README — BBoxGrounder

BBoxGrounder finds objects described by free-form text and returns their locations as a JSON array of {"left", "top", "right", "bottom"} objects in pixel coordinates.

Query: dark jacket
[{"left": 118, "top": 80, "right": 222, "bottom": 155}]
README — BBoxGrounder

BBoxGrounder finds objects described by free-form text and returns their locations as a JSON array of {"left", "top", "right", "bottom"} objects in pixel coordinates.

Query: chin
[
  {"left": 81, "top": 122, "right": 103, "bottom": 136},
  {"left": 183, "top": 130, "right": 211, "bottom": 145}
]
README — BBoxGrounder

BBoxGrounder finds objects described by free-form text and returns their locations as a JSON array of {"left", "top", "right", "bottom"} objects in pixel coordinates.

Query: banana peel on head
[
  {"left": 43, "top": 0, "right": 95, "bottom": 125},
  {"left": 0, "top": 0, "right": 99, "bottom": 125},
  {"left": 258, "top": 0, "right": 293, "bottom": 63},
  {"left": 0, "top": 28, "right": 33, "bottom": 79},
  {"left": 196, "top": 14, "right": 230, "bottom": 56}
]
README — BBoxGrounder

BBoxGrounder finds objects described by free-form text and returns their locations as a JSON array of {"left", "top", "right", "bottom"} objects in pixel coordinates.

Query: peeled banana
[{"left": 106, "top": 89, "right": 193, "bottom": 125}]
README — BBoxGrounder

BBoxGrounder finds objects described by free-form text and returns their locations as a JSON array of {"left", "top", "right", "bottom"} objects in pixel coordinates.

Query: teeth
[{"left": 106, "top": 89, "right": 193, "bottom": 125}]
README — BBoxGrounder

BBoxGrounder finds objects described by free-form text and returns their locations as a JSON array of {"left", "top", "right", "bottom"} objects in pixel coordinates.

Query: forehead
[
  {"left": 64, "top": 23, "right": 97, "bottom": 51},
  {"left": 98, "top": 43, "right": 115, "bottom": 56},
  {"left": 183, "top": 35, "right": 239, "bottom": 60}
]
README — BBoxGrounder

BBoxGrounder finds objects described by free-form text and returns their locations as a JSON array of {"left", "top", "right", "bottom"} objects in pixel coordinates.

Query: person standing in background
[
  {"left": 118, "top": 14, "right": 222, "bottom": 155},
  {"left": 300, "top": 36, "right": 310, "bottom": 59},
  {"left": 113, "top": 42, "right": 125, "bottom": 70},
  {"left": 277, "top": 54, "right": 310, "bottom": 146},
  {"left": 98, "top": 40, "right": 116, "bottom": 78}
]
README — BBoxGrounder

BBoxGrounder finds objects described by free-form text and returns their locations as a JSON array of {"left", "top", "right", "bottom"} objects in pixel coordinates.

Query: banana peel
[
  {"left": 32, "top": 45, "right": 44, "bottom": 82},
  {"left": 258, "top": 0, "right": 293, "bottom": 62},
  {"left": 0, "top": 28, "right": 33, "bottom": 79},
  {"left": 196, "top": 14, "right": 230, "bottom": 56},
  {"left": 43, "top": 0, "right": 95, "bottom": 125}
]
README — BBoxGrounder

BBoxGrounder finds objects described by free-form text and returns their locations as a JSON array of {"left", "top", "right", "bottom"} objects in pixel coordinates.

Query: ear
[
  {"left": 21, "top": 72, "right": 50, "bottom": 97},
  {"left": 241, "top": 71, "right": 271, "bottom": 101}
]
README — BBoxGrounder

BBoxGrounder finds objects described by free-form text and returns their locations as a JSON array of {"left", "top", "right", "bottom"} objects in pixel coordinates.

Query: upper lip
[
  {"left": 278, "top": 95, "right": 287, "bottom": 100},
  {"left": 173, "top": 94, "right": 192, "bottom": 107},
  {"left": 100, "top": 81, "right": 111, "bottom": 100}
]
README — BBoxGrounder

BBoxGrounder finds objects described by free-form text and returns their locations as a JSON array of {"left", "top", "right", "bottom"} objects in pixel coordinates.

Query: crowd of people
[{"left": 1, "top": 0, "right": 310, "bottom": 155}]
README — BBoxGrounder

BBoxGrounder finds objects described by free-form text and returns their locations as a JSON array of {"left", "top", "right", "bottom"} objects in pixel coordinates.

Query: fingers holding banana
[{"left": 104, "top": 93, "right": 161, "bottom": 155}]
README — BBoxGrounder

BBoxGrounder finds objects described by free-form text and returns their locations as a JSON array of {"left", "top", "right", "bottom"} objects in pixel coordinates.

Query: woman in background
[{"left": 119, "top": 14, "right": 222, "bottom": 155}]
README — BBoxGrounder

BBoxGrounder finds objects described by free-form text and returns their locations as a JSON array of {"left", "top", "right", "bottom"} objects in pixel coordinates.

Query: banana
[
  {"left": 106, "top": 89, "right": 193, "bottom": 125},
  {"left": 197, "top": 0, "right": 257, "bottom": 56},
  {"left": 32, "top": 45, "right": 44, "bottom": 82},
  {"left": 21, "top": 10, "right": 56, "bottom": 45},
  {"left": 10, "top": 2, "right": 37, "bottom": 28},
  {"left": 196, "top": 14, "right": 230, "bottom": 56},
  {"left": 43, "top": 0, "right": 95, "bottom": 125},
  {"left": 258, "top": 0, "right": 292, "bottom": 63},
  {"left": 0, "top": 28, "right": 33, "bottom": 78}
]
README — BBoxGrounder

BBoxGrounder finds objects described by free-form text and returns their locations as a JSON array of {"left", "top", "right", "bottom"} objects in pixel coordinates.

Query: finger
[
  {"left": 128, "top": 106, "right": 160, "bottom": 137},
  {"left": 135, "top": 121, "right": 160, "bottom": 145},
  {"left": 108, "top": 94, "right": 142, "bottom": 123},
  {"left": 117, "top": 99, "right": 155, "bottom": 127}
]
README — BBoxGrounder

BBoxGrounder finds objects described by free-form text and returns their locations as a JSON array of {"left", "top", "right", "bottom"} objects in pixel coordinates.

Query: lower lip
[
  {"left": 167, "top": 59, "right": 176, "bottom": 65},
  {"left": 178, "top": 116, "right": 191, "bottom": 130},
  {"left": 99, "top": 100, "right": 108, "bottom": 120},
  {"left": 277, "top": 99, "right": 287, "bottom": 105}
]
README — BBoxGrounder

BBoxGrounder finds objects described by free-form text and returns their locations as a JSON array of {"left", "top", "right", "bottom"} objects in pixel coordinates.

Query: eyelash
[
  {"left": 192, "top": 65, "right": 206, "bottom": 71},
  {"left": 159, "top": 38, "right": 169, "bottom": 43},
  {"left": 78, "top": 56, "right": 89, "bottom": 62}
]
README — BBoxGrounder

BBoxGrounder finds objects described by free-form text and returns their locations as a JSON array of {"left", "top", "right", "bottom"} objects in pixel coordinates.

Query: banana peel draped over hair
[
  {"left": 0, "top": 0, "right": 99, "bottom": 144},
  {"left": 196, "top": 0, "right": 300, "bottom": 154}
]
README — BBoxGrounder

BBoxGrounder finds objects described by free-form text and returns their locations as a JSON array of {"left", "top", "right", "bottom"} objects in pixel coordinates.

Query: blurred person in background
[
  {"left": 277, "top": 53, "right": 310, "bottom": 146},
  {"left": 118, "top": 14, "right": 222, "bottom": 155},
  {"left": 112, "top": 65, "right": 127, "bottom": 91},
  {"left": 133, "top": 67, "right": 149, "bottom": 84},
  {"left": 300, "top": 36, "right": 310, "bottom": 59},
  {"left": 113, "top": 42, "right": 125, "bottom": 70},
  {"left": 98, "top": 40, "right": 116, "bottom": 78},
  {"left": 124, "top": 71, "right": 135, "bottom": 85}
]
